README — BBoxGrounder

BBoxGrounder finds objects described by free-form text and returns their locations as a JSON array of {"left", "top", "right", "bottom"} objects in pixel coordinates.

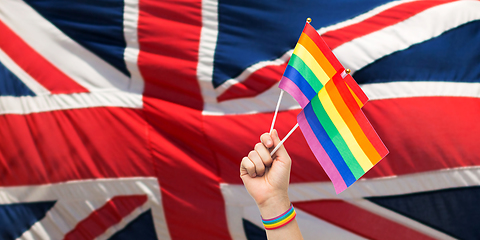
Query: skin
[{"left": 240, "top": 130, "right": 303, "bottom": 240}]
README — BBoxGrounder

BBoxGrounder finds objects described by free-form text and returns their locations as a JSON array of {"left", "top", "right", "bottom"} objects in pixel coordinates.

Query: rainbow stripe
[
  {"left": 297, "top": 72, "right": 388, "bottom": 193},
  {"left": 262, "top": 205, "right": 297, "bottom": 230},
  {"left": 279, "top": 22, "right": 388, "bottom": 193},
  {"left": 279, "top": 22, "right": 368, "bottom": 108}
]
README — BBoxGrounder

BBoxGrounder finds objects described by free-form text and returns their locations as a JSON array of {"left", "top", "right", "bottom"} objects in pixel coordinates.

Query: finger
[
  {"left": 248, "top": 150, "right": 266, "bottom": 177},
  {"left": 260, "top": 133, "right": 274, "bottom": 149},
  {"left": 254, "top": 142, "right": 273, "bottom": 167},
  {"left": 271, "top": 129, "right": 289, "bottom": 160},
  {"left": 269, "top": 130, "right": 292, "bottom": 182},
  {"left": 240, "top": 157, "right": 256, "bottom": 177}
]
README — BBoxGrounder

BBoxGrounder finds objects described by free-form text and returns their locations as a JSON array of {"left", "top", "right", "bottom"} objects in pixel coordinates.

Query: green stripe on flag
[
  {"left": 288, "top": 54, "right": 323, "bottom": 93},
  {"left": 311, "top": 94, "right": 365, "bottom": 179}
]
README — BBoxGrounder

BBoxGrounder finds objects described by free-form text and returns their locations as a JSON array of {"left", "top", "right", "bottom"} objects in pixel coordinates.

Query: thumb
[{"left": 271, "top": 129, "right": 291, "bottom": 164}]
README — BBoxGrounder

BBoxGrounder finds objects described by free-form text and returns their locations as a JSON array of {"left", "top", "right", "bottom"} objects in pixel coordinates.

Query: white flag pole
[
  {"left": 269, "top": 18, "right": 312, "bottom": 157},
  {"left": 269, "top": 89, "right": 284, "bottom": 134},
  {"left": 270, "top": 123, "right": 299, "bottom": 156}
]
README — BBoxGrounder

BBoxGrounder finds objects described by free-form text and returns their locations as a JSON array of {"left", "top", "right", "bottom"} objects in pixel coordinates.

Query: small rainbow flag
[
  {"left": 279, "top": 22, "right": 368, "bottom": 109},
  {"left": 279, "top": 21, "right": 388, "bottom": 193}
]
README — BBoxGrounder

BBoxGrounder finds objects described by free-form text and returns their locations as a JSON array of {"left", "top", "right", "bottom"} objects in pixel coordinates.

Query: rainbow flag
[
  {"left": 297, "top": 72, "right": 389, "bottom": 193},
  {"left": 279, "top": 21, "right": 388, "bottom": 193},
  {"left": 279, "top": 22, "right": 368, "bottom": 108}
]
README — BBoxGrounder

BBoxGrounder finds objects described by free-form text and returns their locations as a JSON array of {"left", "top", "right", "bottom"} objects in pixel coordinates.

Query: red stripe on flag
[
  {"left": 332, "top": 74, "right": 388, "bottom": 161},
  {"left": 322, "top": 0, "right": 458, "bottom": 49},
  {"left": 138, "top": 0, "right": 231, "bottom": 238},
  {"left": 302, "top": 23, "right": 343, "bottom": 71},
  {"left": 204, "top": 110, "right": 330, "bottom": 184},
  {"left": 203, "top": 97, "right": 480, "bottom": 184},
  {"left": 0, "top": 108, "right": 154, "bottom": 186},
  {"left": 1, "top": 98, "right": 476, "bottom": 187},
  {"left": 344, "top": 74, "right": 368, "bottom": 106},
  {"left": 364, "top": 97, "right": 480, "bottom": 178},
  {"left": 216, "top": 0, "right": 457, "bottom": 102},
  {"left": 143, "top": 97, "right": 232, "bottom": 240},
  {"left": 327, "top": 75, "right": 385, "bottom": 165},
  {"left": 64, "top": 195, "right": 148, "bottom": 240},
  {"left": 353, "top": 109, "right": 389, "bottom": 162},
  {"left": 0, "top": 20, "right": 88, "bottom": 94},
  {"left": 217, "top": 62, "right": 287, "bottom": 101},
  {"left": 295, "top": 200, "right": 437, "bottom": 240},
  {"left": 332, "top": 73, "right": 361, "bottom": 113},
  {"left": 138, "top": 0, "right": 203, "bottom": 110}
]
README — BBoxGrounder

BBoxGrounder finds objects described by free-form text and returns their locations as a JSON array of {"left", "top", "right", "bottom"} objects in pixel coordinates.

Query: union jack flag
[{"left": 1, "top": 0, "right": 480, "bottom": 239}]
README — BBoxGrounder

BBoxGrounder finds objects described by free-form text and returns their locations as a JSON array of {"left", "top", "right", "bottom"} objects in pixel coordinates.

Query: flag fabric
[
  {"left": 298, "top": 71, "right": 389, "bottom": 193},
  {"left": 279, "top": 22, "right": 368, "bottom": 108},
  {"left": 343, "top": 73, "right": 369, "bottom": 109},
  {"left": 1, "top": 0, "right": 480, "bottom": 239},
  {"left": 280, "top": 21, "right": 387, "bottom": 193}
]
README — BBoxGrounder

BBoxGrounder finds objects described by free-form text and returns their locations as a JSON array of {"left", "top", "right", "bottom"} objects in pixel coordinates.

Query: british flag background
[{"left": 1, "top": 0, "right": 480, "bottom": 239}]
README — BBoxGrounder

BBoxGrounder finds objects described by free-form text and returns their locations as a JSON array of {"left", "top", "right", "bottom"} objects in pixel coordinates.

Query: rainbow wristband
[{"left": 261, "top": 204, "right": 296, "bottom": 230}]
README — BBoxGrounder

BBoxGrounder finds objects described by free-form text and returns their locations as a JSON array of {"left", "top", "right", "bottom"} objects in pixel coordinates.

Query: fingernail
[
  {"left": 267, "top": 140, "right": 272, "bottom": 146},
  {"left": 252, "top": 173, "right": 256, "bottom": 177}
]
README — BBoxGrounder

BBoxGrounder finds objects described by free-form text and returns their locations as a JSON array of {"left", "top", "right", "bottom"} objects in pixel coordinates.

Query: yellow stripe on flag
[
  {"left": 298, "top": 33, "right": 337, "bottom": 78},
  {"left": 347, "top": 84, "right": 364, "bottom": 108},
  {"left": 293, "top": 43, "right": 330, "bottom": 86},
  {"left": 317, "top": 86, "right": 373, "bottom": 172}
]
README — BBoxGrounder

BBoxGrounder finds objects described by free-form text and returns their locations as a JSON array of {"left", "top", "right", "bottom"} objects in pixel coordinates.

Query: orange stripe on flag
[
  {"left": 344, "top": 74, "right": 368, "bottom": 107},
  {"left": 348, "top": 84, "right": 365, "bottom": 108},
  {"left": 298, "top": 32, "right": 337, "bottom": 78},
  {"left": 302, "top": 23, "right": 343, "bottom": 71},
  {"left": 326, "top": 77, "right": 382, "bottom": 165},
  {"left": 332, "top": 74, "right": 388, "bottom": 163}
]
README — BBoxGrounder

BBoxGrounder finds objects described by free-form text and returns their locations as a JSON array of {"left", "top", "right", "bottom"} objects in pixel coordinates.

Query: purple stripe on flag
[
  {"left": 279, "top": 76, "right": 309, "bottom": 108},
  {"left": 297, "top": 109, "right": 347, "bottom": 193}
]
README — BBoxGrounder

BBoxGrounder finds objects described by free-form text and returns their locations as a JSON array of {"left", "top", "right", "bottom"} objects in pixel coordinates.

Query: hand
[{"left": 240, "top": 129, "right": 292, "bottom": 218}]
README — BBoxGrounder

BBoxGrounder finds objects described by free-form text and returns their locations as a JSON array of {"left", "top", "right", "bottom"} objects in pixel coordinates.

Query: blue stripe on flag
[
  {"left": 367, "top": 187, "right": 480, "bottom": 240},
  {"left": 25, "top": 0, "right": 130, "bottom": 77},
  {"left": 304, "top": 103, "right": 357, "bottom": 186},
  {"left": 0, "top": 201, "right": 56, "bottom": 239},
  {"left": 283, "top": 65, "right": 317, "bottom": 101},
  {"left": 354, "top": 20, "right": 480, "bottom": 84},
  {"left": 212, "top": 0, "right": 395, "bottom": 88},
  {"left": 108, "top": 209, "right": 158, "bottom": 240},
  {"left": 0, "top": 61, "right": 36, "bottom": 97}
]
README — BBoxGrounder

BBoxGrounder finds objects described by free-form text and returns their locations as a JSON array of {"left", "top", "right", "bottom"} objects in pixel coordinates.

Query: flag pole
[
  {"left": 269, "top": 89, "right": 284, "bottom": 134},
  {"left": 269, "top": 17, "right": 309, "bottom": 155},
  {"left": 270, "top": 123, "right": 299, "bottom": 156}
]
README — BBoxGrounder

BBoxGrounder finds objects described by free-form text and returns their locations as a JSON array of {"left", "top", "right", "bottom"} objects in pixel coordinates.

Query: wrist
[{"left": 257, "top": 193, "right": 291, "bottom": 219}]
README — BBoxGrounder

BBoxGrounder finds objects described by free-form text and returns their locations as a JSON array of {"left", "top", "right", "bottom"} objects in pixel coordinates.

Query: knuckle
[
  {"left": 261, "top": 134, "right": 273, "bottom": 146},
  {"left": 260, "top": 133, "right": 269, "bottom": 141},
  {"left": 248, "top": 150, "right": 257, "bottom": 158},
  {"left": 254, "top": 142, "right": 264, "bottom": 151},
  {"left": 242, "top": 159, "right": 255, "bottom": 172},
  {"left": 241, "top": 157, "right": 249, "bottom": 165},
  {"left": 241, "top": 157, "right": 250, "bottom": 165}
]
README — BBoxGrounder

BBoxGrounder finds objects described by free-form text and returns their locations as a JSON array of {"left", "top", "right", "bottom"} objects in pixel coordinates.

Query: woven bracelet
[{"left": 261, "top": 204, "right": 296, "bottom": 230}]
